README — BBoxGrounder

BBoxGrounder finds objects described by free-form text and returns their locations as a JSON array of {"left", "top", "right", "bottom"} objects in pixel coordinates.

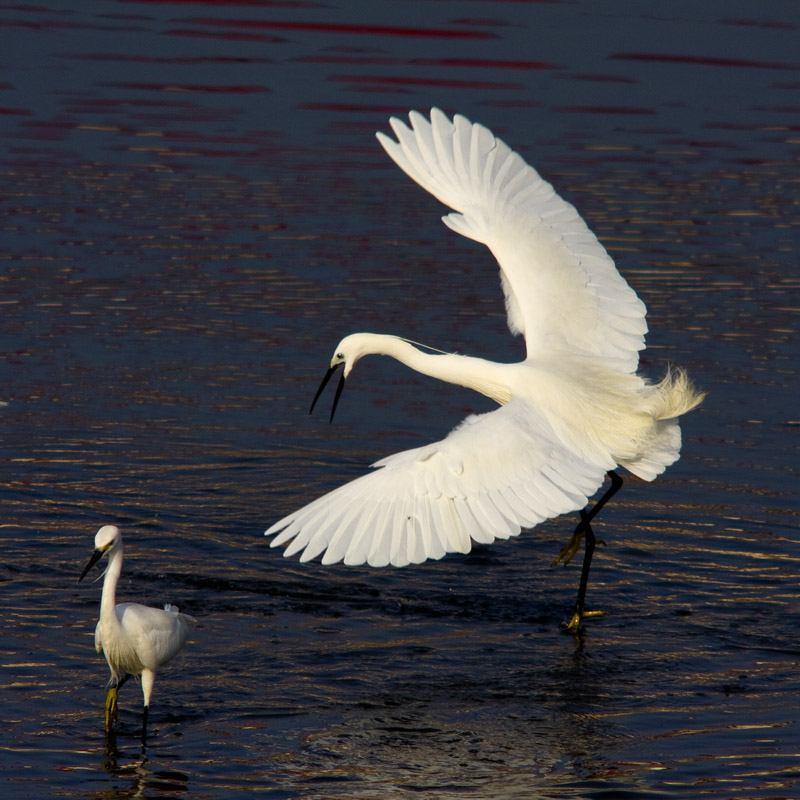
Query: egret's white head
[
  {"left": 94, "top": 524, "right": 121, "bottom": 551},
  {"left": 330, "top": 333, "right": 376, "bottom": 378},
  {"left": 310, "top": 333, "right": 375, "bottom": 423},
  {"left": 79, "top": 525, "right": 122, "bottom": 582}
]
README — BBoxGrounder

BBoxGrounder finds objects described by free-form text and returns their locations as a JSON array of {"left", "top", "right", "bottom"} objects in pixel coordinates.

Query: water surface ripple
[{"left": 1, "top": 1, "right": 798, "bottom": 798}]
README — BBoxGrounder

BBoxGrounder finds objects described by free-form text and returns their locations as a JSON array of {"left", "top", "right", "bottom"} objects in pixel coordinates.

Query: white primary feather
[
  {"left": 268, "top": 398, "right": 613, "bottom": 568},
  {"left": 376, "top": 108, "right": 647, "bottom": 373}
]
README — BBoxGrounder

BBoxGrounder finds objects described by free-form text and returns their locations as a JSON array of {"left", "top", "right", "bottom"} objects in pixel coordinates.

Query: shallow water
[{"left": 1, "top": 1, "right": 799, "bottom": 798}]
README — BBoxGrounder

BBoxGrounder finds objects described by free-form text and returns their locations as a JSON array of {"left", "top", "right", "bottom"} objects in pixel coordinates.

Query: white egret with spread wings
[{"left": 266, "top": 108, "right": 703, "bottom": 629}]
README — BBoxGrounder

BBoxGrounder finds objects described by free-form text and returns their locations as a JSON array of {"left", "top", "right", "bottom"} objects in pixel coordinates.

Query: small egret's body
[
  {"left": 266, "top": 109, "right": 704, "bottom": 628},
  {"left": 80, "top": 525, "right": 194, "bottom": 741}
]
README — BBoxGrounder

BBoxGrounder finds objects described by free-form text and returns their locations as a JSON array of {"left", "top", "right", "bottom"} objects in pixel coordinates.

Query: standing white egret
[
  {"left": 266, "top": 108, "right": 704, "bottom": 629},
  {"left": 79, "top": 525, "right": 195, "bottom": 742}
]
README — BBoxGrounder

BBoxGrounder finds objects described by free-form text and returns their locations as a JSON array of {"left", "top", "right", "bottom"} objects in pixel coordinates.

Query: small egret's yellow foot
[
  {"left": 552, "top": 521, "right": 607, "bottom": 568},
  {"left": 552, "top": 528, "right": 584, "bottom": 568},
  {"left": 104, "top": 687, "right": 119, "bottom": 730},
  {"left": 562, "top": 608, "right": 606, "bottom": 632}
]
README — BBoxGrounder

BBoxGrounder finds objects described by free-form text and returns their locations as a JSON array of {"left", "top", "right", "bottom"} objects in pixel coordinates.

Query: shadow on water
[{"left": 1, "top": 0, "right": 799, "bottom": 798}]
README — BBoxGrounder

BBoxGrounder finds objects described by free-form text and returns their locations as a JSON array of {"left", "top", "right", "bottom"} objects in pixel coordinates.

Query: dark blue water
[{"left": 1, "top": 1, "right": 798, "bottom": 797}]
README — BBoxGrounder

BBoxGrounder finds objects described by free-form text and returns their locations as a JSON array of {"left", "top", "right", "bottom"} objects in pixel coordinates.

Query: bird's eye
[{"left": 337, "top": 353, "right": 344, "bottom": 360}]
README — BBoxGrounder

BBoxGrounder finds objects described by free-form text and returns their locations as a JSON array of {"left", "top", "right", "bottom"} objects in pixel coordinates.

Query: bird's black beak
[
  {"left": 310, "top": 363, "right": 346, "bottom": 424},
  {"left": 79, "top": 548, "right": 104, "bottom": 583}
]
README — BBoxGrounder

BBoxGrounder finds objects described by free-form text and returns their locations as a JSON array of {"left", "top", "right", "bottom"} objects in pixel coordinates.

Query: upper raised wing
[
  {"left": 266, "top": 398, "right": 613, "bottom": 567},
  {"left": 376, "top": 108, "right": 647, "bottom": 373}
]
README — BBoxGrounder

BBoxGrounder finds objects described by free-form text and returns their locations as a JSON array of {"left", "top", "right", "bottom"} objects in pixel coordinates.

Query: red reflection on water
[
  {"left": 179, "top": 17, "right": 496, "bottom": 39},
  {"left": 295, "top": 55, "right": 404, "bottom": 66},
  {"left": 300, "top": 102, "right": 412, "bottom": 115},
  {"left": 561, "top": 73, "right": 636, "bottom": 84},
  {"left": 71, "top": 53, "right": 275, "bottom": 66},
  {"left": 123, "top": 0, "right": 323, "bottom": 5},
  {"left": 100, "top": 82, "right": 268, "bottom": 94},
  {"left": 557, "top": 105, "right": 655, "bottom": 115},
  {"left": 67, "top": 97, "right": 196, "bottom": 112},
  {"left": 413, "top": 57, "right": 554, "bottom": 71},
  {"left": 0, "top": 18, "right": 81, "bottom": 33},
  {"left": 167, "top": 27, "right": 285, "bottom": 42},
  {"left": 612, "top": 52, "right": 798, "bottom": 71},
  {"left": 331, "top": 74, "right": 522, "bottom": 91}
]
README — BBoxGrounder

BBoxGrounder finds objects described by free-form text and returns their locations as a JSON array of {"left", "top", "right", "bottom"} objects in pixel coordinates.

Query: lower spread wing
[
  {"left": 376, "top": 108, "right": 647, "bottom": 374},
  {"left": 266, "top": 399, "right": 613, "bottom": 568}
]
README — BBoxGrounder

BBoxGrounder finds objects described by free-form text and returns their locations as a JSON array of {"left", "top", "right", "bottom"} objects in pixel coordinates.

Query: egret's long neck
[
  {"left": 367, "top": 335, "right": 512, "bottom": 405},
  {"left": 100, "top": 547, "right": 123, "bottom": 625}
]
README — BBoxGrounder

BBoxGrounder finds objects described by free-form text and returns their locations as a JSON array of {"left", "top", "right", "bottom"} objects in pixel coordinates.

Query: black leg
[
  {"left": 141, "top": 705, "right": 149, "bottom": 746},
  {"left": 581, "top": 470, "right": 623, "bottom": 528},
  {"left": 561, "top": 470, "right": 623, "bottom": 630},
  {"left": 572, "top": 509, "right": 596, "bottom": 623}
]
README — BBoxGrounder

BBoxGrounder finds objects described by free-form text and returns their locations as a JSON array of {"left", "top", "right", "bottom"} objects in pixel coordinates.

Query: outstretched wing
[
  {"left": 376, "top": 108, "right": 647, "bottom": 374},
  {"left": 266, "top": 399, "right": 613, "bottom": 568}
]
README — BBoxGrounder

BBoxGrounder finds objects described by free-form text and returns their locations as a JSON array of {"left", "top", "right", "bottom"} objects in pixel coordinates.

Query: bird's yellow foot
[
  {"left": 552, "top": 529, "right": 584, "bottom": 568},
  {"left": 104, "top": 687, "right": 119, "bottom": 730},
  {"left": 562, "top": 608, "right": 606, "bottom": 632}
]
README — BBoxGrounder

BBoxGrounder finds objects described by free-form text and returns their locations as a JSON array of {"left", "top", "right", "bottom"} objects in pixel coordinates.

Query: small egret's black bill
[
  {"left": 309, "top": 364, "right": 338, "bottom": 414},
  {"left": 310, "top": 363, "right": 346, "bottom": 423},
  {"left": 79, "top": 548, "right": 103, "bottom": 582},
  {"left": 330, "top": 371, "right": 346, "bottom": 423}
]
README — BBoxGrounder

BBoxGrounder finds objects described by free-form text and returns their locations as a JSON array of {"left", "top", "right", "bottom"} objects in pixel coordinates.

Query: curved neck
[
  {"left": 100, "top": 546, "right": 123, "bottom": 624},
  {"left": 365, "top": 334, "right": 512, "bottom": 405}
]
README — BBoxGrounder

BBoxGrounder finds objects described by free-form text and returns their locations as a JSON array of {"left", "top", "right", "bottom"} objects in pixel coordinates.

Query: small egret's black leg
[
  {"left": 141, "top": 705, "right": 149, "bottom": 746},
  {"left": 554, "top": 470, "right": 624, "bottom": 630}
]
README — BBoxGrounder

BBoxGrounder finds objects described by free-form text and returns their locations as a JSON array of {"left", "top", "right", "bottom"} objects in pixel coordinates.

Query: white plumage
[
  {"left": 80, "top": 525, "right": 195, "bottom": 741},
  {"left": 266, "top": 109, "right": 703, "bottom": 625}
]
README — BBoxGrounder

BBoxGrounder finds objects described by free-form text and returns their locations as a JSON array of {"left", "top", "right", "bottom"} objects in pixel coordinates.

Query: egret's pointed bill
[
  {"left": 79, "top": 548, "right": 104, "bottom": 582},
  {"left": 310, "top": 363, "right": 346, "bottom": 423}
]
